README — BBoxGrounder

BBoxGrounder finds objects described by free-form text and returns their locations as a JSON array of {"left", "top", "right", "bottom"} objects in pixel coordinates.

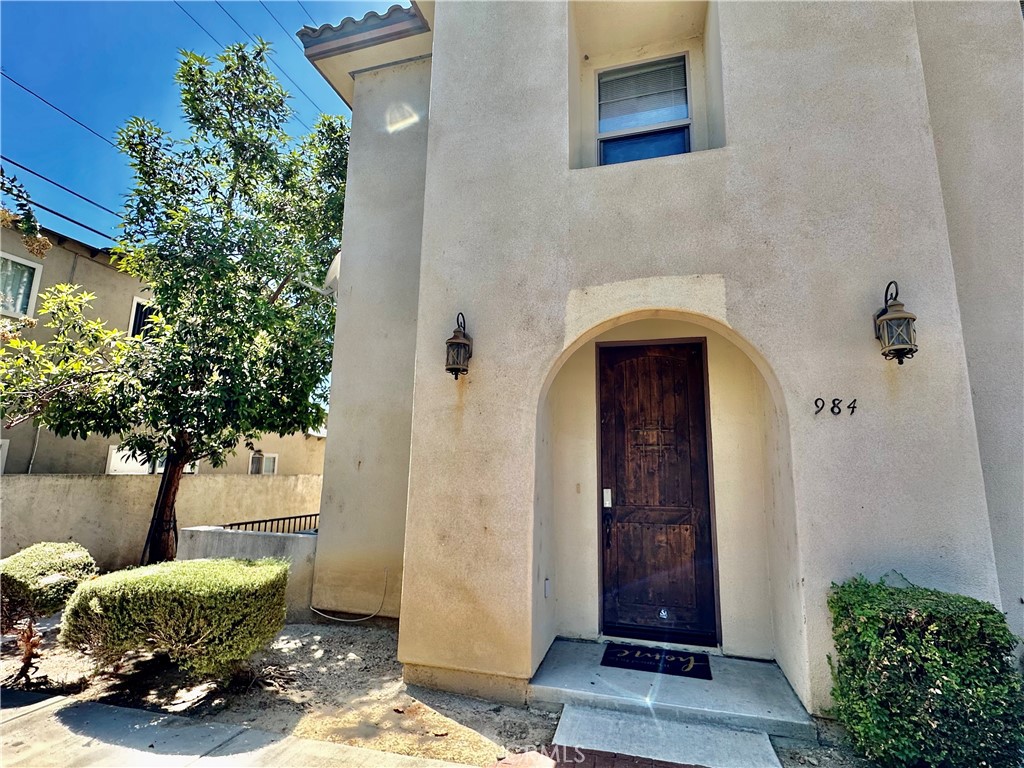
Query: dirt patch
[
  {"left": 3, "top": 619, "right": 874, "bottom": 767},
  {"left": 2, "top": 618, "right": 557, "bottom": 766},
  {"left": 775, "top": 719, "right": 877, "bottom": 768}
]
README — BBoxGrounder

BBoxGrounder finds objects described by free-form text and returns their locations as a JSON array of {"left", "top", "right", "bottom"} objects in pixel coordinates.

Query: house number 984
[{"left": 815, "top": 398, "right": 857, "bottom": 415}]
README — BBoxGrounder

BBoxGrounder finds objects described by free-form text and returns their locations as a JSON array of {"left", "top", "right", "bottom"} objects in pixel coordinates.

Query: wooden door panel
[
  {"left": 616, "top": 355, "right": 693, "bottom": 508},
  {"left": 600, "top": 342, "right": 716, "bottom": 645},
  {"left": 612, "top": 522, "right": 695, "bottom": 609}
]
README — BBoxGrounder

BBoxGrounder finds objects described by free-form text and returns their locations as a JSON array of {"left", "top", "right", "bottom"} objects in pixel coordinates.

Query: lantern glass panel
[{"left": 890, "top": 319, "right": 910, "bottom": 345}]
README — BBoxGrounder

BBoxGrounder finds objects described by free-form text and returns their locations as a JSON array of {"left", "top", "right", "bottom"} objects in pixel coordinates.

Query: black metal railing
[{"left": 221, "top": 514, "right": 319, "bottom": 534}]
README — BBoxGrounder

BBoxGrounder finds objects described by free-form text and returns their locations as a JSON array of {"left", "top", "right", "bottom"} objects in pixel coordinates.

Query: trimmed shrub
[
  {"left": 60, "top": 558, "right": 287, "bottom": 677},
  {"left": 829, "top": 576, "right": 1024, "bottom": 768},
  {"left": 1, "top": 541, "right": 97, "bottom": 633}
]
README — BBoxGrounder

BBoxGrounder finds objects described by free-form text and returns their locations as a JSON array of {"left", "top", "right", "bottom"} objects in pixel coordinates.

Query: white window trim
[
  {"left": 105, "top": 444, "right": 151, "bottom": 475},
  {"left": 129, "top": 296, "right": 150, "bottom": 336},
  {"left": 107, "top": 444, "right": 198, "bottom": 475},
  {"left": 0, "top": 439, "right": 9, "bottom": 474},
  {"left": 594, "top": 51, "right": 693, "bottom": 152},
  {"left": 154, "top": 456, "right": 198, "bottom": 475},
  {"left": 249, "top": 452, "right": 279, "bottom": 475},
  {"left": 1, "top": 250, "right": 44, "bottom": 318}
]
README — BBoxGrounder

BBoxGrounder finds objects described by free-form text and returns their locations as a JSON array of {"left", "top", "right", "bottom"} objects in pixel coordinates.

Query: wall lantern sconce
[
  {"left": 445, "top": 313, "right": 473, "bottom": 380},
  {"left": 874, "top": 281, "right": 917, "bottom": 365}
]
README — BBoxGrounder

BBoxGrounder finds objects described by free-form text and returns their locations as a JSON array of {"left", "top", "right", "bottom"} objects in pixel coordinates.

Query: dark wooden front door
[{"left": 599, "top": 342, "right": 717, "bottom": 646}]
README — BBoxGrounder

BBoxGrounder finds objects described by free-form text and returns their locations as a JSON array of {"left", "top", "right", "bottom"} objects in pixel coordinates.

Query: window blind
[
  {"left": 598, "top": 57, "right": 688, "bottom": 135},
  {"left": 0, "top": 257, "right": 36, "bottom": 315}
]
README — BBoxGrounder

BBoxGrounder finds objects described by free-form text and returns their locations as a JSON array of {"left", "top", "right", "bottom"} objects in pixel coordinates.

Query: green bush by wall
[
  {"left": 1, "top": 542, "right": 97, "bottom": 632},
  {"left": 60, "top": 557, "right": 287, "bottom": 677},
  {"left": 829, "top": 576, "right": 1024, "bottom": 768}
]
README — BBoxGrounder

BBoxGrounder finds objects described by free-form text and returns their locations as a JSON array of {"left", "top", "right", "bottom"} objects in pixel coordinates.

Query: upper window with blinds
[{"left": 597, "top": 56, "right": 691, "bottom": 166}]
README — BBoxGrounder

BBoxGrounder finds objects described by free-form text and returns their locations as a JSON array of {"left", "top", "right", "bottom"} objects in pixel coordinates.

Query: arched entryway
[{"left": 531, "top": 309, "right": 807, "bottom": 701}]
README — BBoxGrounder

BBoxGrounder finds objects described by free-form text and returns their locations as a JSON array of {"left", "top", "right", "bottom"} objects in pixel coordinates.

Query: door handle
[{"left": 603, "top": 511, "right": 613, "bottom": 549}]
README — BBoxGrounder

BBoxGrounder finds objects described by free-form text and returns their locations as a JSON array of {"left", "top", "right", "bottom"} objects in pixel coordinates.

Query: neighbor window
[
  {"left": 106, "top": 445, "right": 197, "bottom": 474},
  {"left": 1, "top": 252, "right": 42, "bottom": 317},
  {"left": 130, "top": 297, "right": 156, "bottom": 337},
  {"left": 249, "top": 452, "right": 278, "bottom": 475},
  {"left": 598, "top": 56, "right": 690, "bottom": 166}
]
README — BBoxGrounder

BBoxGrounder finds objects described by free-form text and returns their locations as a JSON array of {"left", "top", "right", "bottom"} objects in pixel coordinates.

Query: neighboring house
[
  {"left": 299, "top": 0, "right": 1023, "bottom": 717},
  {"left": 0, "top": 225, "right": 326, "bottom": 476}
]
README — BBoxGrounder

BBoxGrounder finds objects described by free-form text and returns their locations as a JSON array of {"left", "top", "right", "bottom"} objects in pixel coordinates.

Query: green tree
[{"left": 1, "top": 42, "right": 347, "bottom": 564}]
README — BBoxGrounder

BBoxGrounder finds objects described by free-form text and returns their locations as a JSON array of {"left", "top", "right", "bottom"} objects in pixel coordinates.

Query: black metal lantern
[
  {"left": 874, "top": 281, "right": 917, "bottom": 365},
  {"left": 445, "top": 313, "right": 472, "bottom": 380}
]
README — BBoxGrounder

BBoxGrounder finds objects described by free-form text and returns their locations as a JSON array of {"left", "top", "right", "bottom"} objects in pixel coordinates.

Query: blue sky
[{"left": 1, "top": 0, "right": 393, "bottom": 249}]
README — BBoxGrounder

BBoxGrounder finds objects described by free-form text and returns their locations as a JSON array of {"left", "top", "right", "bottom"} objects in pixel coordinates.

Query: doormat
[{"left": 600, "top": 642, "right": 713, "bottom": 680}]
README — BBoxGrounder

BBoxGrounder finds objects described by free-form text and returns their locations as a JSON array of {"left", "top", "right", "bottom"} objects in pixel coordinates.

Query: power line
[
  {"left": 173, "top": 0, "right": 225, "bottom": 49},
  {"left": 5, "top": 190, "right": 117, "bottom": 243},
  {"left": 297, "top": 1, "right": 317, "bottom": 26},
  {"left": 214, "top": 0, "right": 326, "bottom": 119},
  {"left": 259, "top": 0, "right": 305, "bottom": 52},
  {"left": 1, "top": 156, "right": 120, "bottom": 217},
  {"left": 1, "top": 72, "right": 117, "bottom": 149},
  {"left": 174, "top": 1, "right": 313, "bottom": 133}
]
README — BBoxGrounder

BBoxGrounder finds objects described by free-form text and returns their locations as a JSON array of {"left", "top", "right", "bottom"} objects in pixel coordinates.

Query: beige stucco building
[
  {"left": 1, "top": 225, "right": 326, "bottom": 476},
  {"left": 302, "top": 1, "right": 1023, "bottom": 715}
]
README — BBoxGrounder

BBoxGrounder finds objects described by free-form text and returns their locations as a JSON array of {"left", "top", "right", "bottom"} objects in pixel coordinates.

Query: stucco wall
[
  {"left": 3, "top": 425, "right": 324, "bottom": 477},
  {"left": 203, "top": 433, "right": 326, "bottom": 476},
  {"left": 540, "top": 318, "right": 775, "bottom": 661},
  {"left": 914, "top": 1, "right": 1024, "bottom": 643},
  {"left": 0, "top": 474, "right": 322, "bottom": 571},
  {"left": 311, "top": 57, "right": 432, "bottom": 617},
  {"left": 392, "top": 0, "right": 1001, "bottom": 713},
  {"left": 702, "top": 1, "right": 726, "bottom": 149}
]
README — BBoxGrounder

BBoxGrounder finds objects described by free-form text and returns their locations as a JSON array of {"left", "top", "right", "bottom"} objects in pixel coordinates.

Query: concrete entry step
[
  {"left": 554, "top": 705, "right": 782, "bottom": 768},
  {"left": 529, "top": 640, "right": 815, "bottom": 741}
]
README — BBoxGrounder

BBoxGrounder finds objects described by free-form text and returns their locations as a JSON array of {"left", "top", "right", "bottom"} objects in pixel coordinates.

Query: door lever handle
[{"left": 603, "top": 511, "right": 613, "bottom": 549}]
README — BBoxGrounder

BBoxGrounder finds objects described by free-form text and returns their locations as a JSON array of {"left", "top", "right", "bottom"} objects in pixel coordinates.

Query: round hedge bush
[
  {"left": 1, "top": 541, "right": 97, "bottom": 632},
  {"left": 60, "top": 557, "right": 288, "bottom": 677},
  {"left": 829, "top": 576, "right": 1024, "bottom": 768}
]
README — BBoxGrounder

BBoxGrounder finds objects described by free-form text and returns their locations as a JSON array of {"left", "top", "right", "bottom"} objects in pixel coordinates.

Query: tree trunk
[{"left": 140, "top": 444, "right": 189, "bottom": 565}]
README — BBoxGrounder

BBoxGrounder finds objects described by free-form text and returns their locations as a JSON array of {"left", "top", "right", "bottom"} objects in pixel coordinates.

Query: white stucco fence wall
[
  {"left": 178, "top": 526, "right": 317, "bottom": 623},
  {"left": 0, "top": 474, "right": 322, "bottom": 571}
]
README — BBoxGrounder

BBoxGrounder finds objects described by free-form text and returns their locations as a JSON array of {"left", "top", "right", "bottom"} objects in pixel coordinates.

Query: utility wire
[
  {"left": 6, "top": 191, "right": 116, "bottom": 243},
  {"left": 173, "top": 0, "right": 225, "bottom": 49},
  {"left": 1, "top": 156, "right": 120, "bottom": 217},
  {"left": 259, "top": 0, "right": 305, "bottom": 52},
  {"left": 1, "top": 72, "right": 117, "bottom": 149},
  {"left": 297, "top": 1, "right": 317, "bottom": 26},
  {"left": 174, "top": 1, "right": 313, "bottom": 132},
  {"left": 214, "top": 0, "right": 326, "bottom": 120}
]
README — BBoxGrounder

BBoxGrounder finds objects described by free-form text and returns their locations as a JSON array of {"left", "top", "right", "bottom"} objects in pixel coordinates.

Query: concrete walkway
[
  {"left": 1, "top": 689, "right": 461, "bottom": 768},
  {"left": 530, "top": 640, "right": 814, "bottom": 740}
]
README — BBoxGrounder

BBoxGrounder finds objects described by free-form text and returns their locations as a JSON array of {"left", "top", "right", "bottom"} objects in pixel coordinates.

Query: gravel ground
[
  {"left": 2, "top": 618, "right": 874, "bottom": 767},
  {"left": 775, "top": 719, "right": 877, "bottom": 768}
]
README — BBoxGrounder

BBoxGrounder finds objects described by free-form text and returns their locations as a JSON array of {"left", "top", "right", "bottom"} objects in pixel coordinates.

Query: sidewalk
[{"left": 1, "top": 689, "right": 462, "bottom": 768}]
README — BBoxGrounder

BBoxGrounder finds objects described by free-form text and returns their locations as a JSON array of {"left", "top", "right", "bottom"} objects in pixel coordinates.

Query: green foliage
[
  {"left": 60, "top": 558, "right": 288, "bottom": 677},
  {"left": 0, "top": 286, "right": 146, "bottom": 433},
  {"left": 0, "top": 41, "right": 347, "bottom": 471},
  {"left": 0, "top": 542, "right": 97, "bottom": 633},
  {"left": 828, "top": 576, "right": 1024, "bottom": 768},
  {"left": 0, "top": 41, "right": 348, "bottom": 561},
  {"left": 109, "top": 40, "right": 347, "bottom": 470}
]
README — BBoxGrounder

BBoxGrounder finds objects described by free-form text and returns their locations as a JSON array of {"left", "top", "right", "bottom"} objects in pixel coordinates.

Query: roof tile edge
[{"left": 297, "top": 3, "right": 429, "bottom": 56}]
